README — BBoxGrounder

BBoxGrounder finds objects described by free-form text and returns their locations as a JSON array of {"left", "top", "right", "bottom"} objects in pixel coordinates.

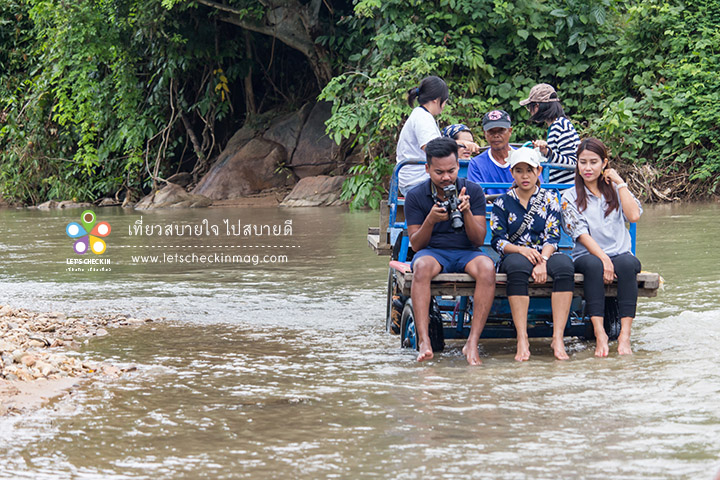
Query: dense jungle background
[{"left": 1, "top": 0, "right": 718, "bottom": 208}]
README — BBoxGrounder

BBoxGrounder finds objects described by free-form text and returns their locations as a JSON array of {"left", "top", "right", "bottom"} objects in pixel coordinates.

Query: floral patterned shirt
[{"left": 490, "top": 187, "right": 562, "bottom": 256}]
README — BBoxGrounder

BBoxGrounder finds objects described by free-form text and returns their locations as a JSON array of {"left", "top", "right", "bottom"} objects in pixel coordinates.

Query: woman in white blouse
[
  {"left": 396, "top": 76, "right": 478, "bottom": 195},
  {"left": 561, "top": 138, "right": 642, "bottom": 357}
]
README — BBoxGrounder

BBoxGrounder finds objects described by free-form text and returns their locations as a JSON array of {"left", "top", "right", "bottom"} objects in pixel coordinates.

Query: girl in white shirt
[
  {"left": 560, "top": 138, "right": 642, "bottom": 357},
  {"left": 396, "top": 76, "right": 449, "bottom": 195}
]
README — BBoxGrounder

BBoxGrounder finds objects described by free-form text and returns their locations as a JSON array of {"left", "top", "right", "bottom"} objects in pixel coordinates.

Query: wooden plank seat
[
  {"left": 389, "top": 260, "right": 661, "bottom": 298},
  {"left": 368, "top": 232, "right": 392, "bottom": 256}
]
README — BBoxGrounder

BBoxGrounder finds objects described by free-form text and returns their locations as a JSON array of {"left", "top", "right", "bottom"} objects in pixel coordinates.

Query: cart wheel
[
  {"left": 604, "top": 297, "right": 621, "bottom": 341},
  {"left": 385, "top": 269, "right": 404, "bottom": 335},
  {"left": 399, "top": 300, "right": 445, "bottom": 352},
  {"left": 400, "top": 300, "right": 417, "bottom": 350},
  {"left": 428, "top": 300, "right": 445, "bottom": 353}
]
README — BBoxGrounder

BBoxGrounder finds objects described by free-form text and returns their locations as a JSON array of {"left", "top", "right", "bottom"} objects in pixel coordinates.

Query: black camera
[{"left": 435, "top": 184, "right": 464, "bottom": 232}]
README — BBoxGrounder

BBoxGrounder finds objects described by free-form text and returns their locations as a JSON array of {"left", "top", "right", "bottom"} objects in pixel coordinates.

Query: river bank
[{"left": 0, "top": 305, "right": 152, "bottom": 416}]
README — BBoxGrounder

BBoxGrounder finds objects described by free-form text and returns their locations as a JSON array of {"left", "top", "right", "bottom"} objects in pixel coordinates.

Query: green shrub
[{"left": 323, "top": 0, "right": 720, "bottom": 206}]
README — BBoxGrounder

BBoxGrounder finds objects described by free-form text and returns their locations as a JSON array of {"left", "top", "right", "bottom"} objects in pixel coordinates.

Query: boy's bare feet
[{"left": 416, "top": 339, "right": 434, "bottom": 362}]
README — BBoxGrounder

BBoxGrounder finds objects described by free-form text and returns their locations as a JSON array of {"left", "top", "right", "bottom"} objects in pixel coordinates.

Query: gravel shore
[{"left": 0, "top": 305, "right": 153, "bottom": 415}]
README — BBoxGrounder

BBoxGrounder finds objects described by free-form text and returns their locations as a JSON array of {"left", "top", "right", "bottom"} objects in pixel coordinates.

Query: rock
[
  {"left": 2, "top": 353, "right": 13, "bottom": 366},
  {"left": 96, "top": 328, "right": 108, "bottom": 337},
  {"left": 0, "top": 305, "right": 14, "bottom": 316},
  {"left": 28, "top": 339, "right": 46, "bottom": 348},
  {"left": 102, "top": 365, "right": 120, "bottom": 376},
  {"left": 165, "top": 172, "right": 193, "bottom": 188},
  {"left": 135, "top": 183, "right": 212, "bottom": 210},
  {"left": 99, "top": 197, "right": 120, "bottom": 206},
  {"left": 57, "top": 200, "right": 93, "bottom": 209},
  {"left": 36, "top": 199, "right": 94, "bottom": 209},
  {"left": 37, "top": 200, "right": 58, "bottom": 210},
  {"left": 12, "top": 350, "right": 26, "bottom": 363},
  {"left": 0, "top": 340, "right": 15, "bottom": 353},
  {"left": 223, "top": 123, "right": 257, "bottom": 154},
  {"left": 262, "top": 103, "right": 313, "bottom": 160},
  {"left": 35, "top": 360, "right": 57, "bottom": 377},
  {"left": 281, "top": 176, "right": 346, "bottom": 207},
  {"left": 288, "top": 101, "right": 340, "bottom": 178},
  {"left": 192, "top": 138, "right": 295, "bottom": 200},
  {"left": 28, "top": 336, "right": 50, "bottom": 346},
  {"left": 21, "top": 354, "right": 37, "bottom": 367},
  {"left": 16, "top": 367, "right": 34, "bottom": 381}
]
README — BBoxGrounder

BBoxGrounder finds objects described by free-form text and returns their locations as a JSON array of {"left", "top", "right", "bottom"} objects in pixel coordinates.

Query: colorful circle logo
[{"left": 66, "top": 210, "right": 111, "bottom": 255}]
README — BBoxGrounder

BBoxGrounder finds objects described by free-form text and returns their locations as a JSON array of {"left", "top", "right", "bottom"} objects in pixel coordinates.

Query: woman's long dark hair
[
  {"left": 574, "top": 137, "right": 619, "bottom": 217},
  {"left": 407, "top": 76, "right": 449, "bottom": 107},
  {"left": 529, "top": 92, "right": 566, "bottom": 123}
]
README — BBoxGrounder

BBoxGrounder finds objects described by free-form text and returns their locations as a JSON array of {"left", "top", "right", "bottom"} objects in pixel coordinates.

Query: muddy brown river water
[{"left": 0, "top": 203, "right": 719, "bottom": 479}]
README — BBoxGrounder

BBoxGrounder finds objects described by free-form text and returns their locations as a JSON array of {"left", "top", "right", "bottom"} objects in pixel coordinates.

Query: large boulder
[
  {"left": 280, "top": 175, "right": 346, "bottom": 207},
  {"left": 288, "top": 101, "right": 340, "bottom": 178},
  {"left": 262, "top": 103, "right": 313, "bottom": 160},
  {"left": 165, "top": 172, "right": 193, "bottom": 188},
  {"left": 192, "top": 138, "right": 294, "bottom": 199},
  {"left": 190, "top": 101, "right": 341, "bottom": 202},
  {"left": 135, "top": 183, "right": 212, "bottom": 209}
]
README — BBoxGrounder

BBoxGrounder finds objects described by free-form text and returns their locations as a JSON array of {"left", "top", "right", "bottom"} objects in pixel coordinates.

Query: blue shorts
[{"left": 411, "top": 247, "right": 492, "bottom": 274}]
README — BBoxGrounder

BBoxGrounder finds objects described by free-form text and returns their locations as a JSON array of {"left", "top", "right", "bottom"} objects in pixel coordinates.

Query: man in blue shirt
[
  {"left": 405, "top": 137, "right": 496, "bottom": 365},
  {"left": 467, "top": 109, "right": 515, "bottom": 196}
]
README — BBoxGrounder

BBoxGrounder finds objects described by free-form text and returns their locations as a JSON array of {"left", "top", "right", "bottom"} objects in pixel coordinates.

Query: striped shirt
[{"left": 545, "top": 117, "right": 579, "bottom": 184}]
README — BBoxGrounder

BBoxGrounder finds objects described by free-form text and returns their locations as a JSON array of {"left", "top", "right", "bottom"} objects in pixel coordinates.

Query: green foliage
[
  {"left": 0, "top": 0, "right": 179, "bottom": 203},
  {"left": 0, "top": 0, "right": 288, "bottom": 204},
  {"left": 2, "top": 0, "right": 718, "bottom": 205},
  {"left": 323, "top": 0, "right": 720, "bottom": 206},
  {"left": 587, "top": 0, "right": 720, "bottom": 192},
  {"left": 340, "top": 156, "right": 393, "bottom": 210},
  {"left": 321, "top": 0, "right": 617, "bottom": 207}
]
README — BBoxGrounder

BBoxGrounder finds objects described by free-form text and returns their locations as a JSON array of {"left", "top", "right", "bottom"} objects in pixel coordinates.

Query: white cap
[{"left": 509, "top": 147, "right": 542, "bottom": 169}]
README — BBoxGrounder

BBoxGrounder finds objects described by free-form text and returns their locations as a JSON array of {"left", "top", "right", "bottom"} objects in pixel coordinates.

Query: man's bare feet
[
  {"left": 551, "top": 338, "right": 570, "bottom": 360},
  {"left": 417, "top": 340, "right": 434, "bottom": 362},
  {"left": 617, "top": 333, "right": 632, "bottom": 355},
  {"left": 594, "top": 331, "right": 609, "bottom": 357},
  {"left": 462, "top": 342, "right": 482, "bottom": 366},
  {"left": 515, "top": 337, "right": 530, "bottom": 362}
]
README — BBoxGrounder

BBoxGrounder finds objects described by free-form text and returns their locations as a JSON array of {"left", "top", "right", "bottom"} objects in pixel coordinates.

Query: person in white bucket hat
[{"left": 490, "top": 147, "right": 575, "bottom": 361}]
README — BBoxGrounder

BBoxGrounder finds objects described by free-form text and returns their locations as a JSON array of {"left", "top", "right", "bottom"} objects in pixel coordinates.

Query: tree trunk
[
  {"left": 195, "top": 0, "right": 333, "bottom": 88},
  {"left": 243, "top": 30, "right": 257, "bottom": 116}
]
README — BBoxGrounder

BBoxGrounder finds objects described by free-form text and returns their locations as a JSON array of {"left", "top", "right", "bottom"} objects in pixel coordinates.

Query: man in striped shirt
[{"left": 520, "top": 83, "right": 580, "bottom": 184}]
